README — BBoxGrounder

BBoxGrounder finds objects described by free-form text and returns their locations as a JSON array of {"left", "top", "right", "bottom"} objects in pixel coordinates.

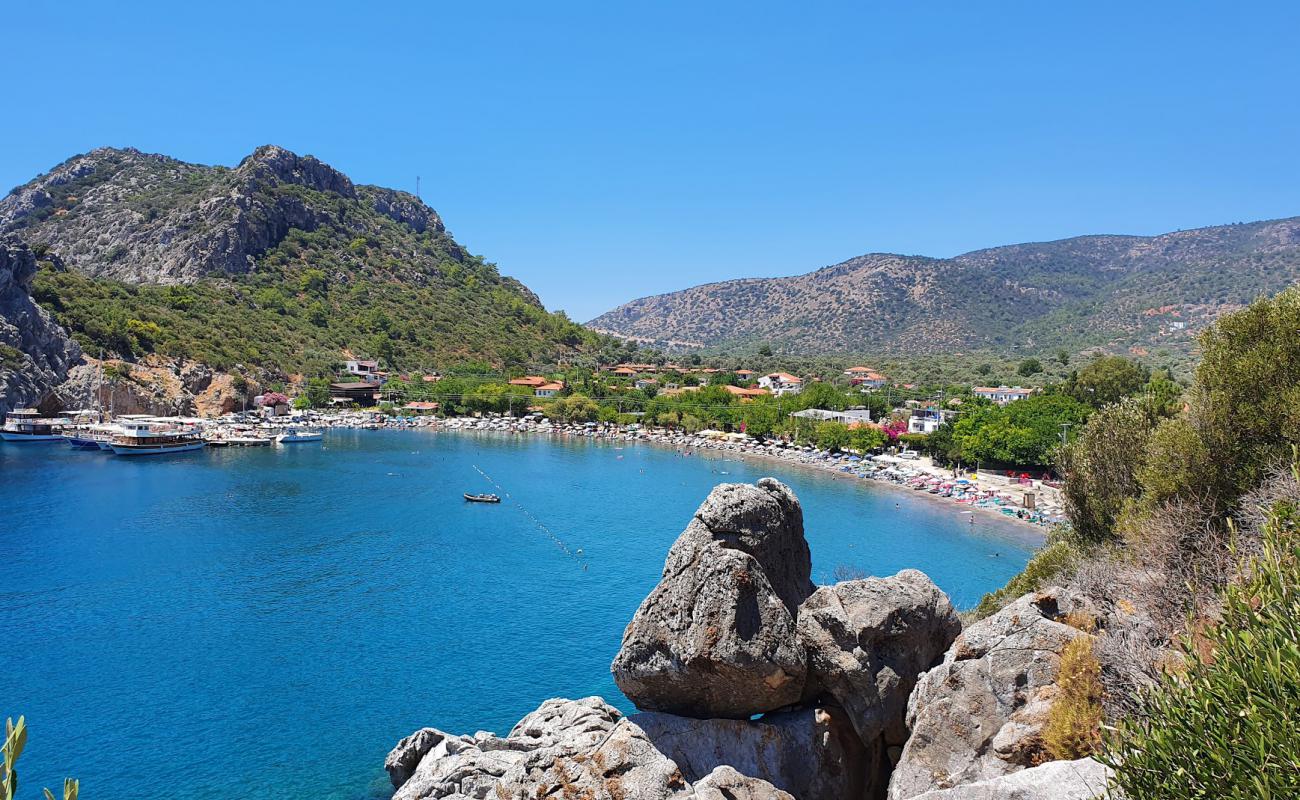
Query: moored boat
[
  {"left": 276, "top": 427, "right": 323, "bottom": 444},
  {"left": 63, "top": 430, "right": 105, "bottom": 450},
  {"left": 64, "top": 422, "right": 124, "bottom": 450},
  {"left": 0, "top": 409, "right": 69, "bottom": 442},
  {"left": 108, "top": 420, "right": 206, "bottom": 456},
  {"left": 214, "top": 435, "right": 273, "bottom": 447},
  {"left": 204, "top": 425, "right": 273, "bottom": 447}
]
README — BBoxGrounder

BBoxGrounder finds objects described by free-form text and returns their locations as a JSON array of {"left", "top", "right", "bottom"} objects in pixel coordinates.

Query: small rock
[
  {"left": 392, "top": 697, "right": 689, "bottom": 800},
  {"left": 633, "top": 705, "right": 867, "bottom": 800},
  {"left": 385, "top": 728, "right": 448, "bottom": 789},
  {"left": 690, "top": 766, "right": 795, "bottom": 800}
]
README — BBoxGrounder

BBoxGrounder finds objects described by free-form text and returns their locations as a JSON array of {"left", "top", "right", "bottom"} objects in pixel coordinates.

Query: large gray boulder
[
  {"left": 887, "top": 589, "right": 1091, "bottom": 799},
  {"left": 612, "top": 479, "right": 813, "bottom": 718},
  {"left": 688, "top": 478, "right": 812, "bottom": 613},
  {"left": 633, "top": 705, "right": 867, "bottom": 800},
  {"left": 387, "top": 697, "right": 801, "bottom": 800},
  {"left": 797, "top": 570, "right": 962, "bottom": 749},
  {"left": 907, "top": 757, "right": 1112, "bottom": 800}
]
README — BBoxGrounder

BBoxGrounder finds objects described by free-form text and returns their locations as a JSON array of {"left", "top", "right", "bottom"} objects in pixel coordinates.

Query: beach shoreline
[{"left": 127, "top": 408, "right": 1058, "bottom": 534}]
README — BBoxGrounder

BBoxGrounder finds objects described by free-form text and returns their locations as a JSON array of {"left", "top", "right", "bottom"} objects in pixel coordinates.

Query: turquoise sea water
[{"left": 0, "top": 429, "right": 1038, "bottom": 799}]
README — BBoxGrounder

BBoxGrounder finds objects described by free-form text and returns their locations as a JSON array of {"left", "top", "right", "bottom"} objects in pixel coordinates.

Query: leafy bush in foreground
[
  {"left": 2, "top": 716, "right": 79, "bottom": 800},
  {"left": 1101, "top": 497, "right": 1300, "bottom": 799}
]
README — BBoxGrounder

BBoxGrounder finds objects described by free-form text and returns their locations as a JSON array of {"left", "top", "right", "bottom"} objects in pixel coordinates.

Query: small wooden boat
[{"left": 463, "top": 493, "right": 501, "bottom": 504}]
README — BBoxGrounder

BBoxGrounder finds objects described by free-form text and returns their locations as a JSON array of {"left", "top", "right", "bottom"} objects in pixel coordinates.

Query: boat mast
[{"left": 96, "top": 349, "right": 104, "bottom": 422}]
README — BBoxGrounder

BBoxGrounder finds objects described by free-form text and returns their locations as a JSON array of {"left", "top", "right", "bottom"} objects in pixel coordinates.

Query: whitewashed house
[
  {"left": 758, "top": 372, "right": 804, "bottom": 396},
  {"left": 973, "top": 386, "right": 1033, "bottom": 405}
]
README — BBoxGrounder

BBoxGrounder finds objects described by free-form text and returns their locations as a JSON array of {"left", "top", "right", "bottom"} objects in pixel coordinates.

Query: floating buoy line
[{"left": 472, "top": 464, "right": 590, "bottom": 571}]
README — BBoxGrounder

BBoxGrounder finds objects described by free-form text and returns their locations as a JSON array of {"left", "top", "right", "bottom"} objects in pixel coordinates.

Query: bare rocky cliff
[
  {"left": 0, "top": 238, "right": 81, "bottom": 414},
  {"left": 0, "top": 145, "right": 448, "bottom": 285}
]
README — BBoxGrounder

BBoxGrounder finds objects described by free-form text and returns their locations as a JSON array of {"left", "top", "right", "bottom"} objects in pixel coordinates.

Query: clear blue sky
[{"left": 6, "top": 1, "right": 1299, "bottom": 321}]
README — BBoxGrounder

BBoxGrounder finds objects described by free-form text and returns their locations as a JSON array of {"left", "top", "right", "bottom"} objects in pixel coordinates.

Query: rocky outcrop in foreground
[
  {"left": 387, "top": 480, "right": 1110, "bottom": 800},
  {"left": 612, "top": 479, "right": 813, "bottom": 718},
  {"left": 386, "top": 697, "right": 802, "bottom": 800},
  {"left": 0, "top": 237, "right": 81, "bottom": 414},
  {"left": 633, "top": 706, "right": 866, "bottom": 800},
  {"left": 888, "top": 589, "right": 1093, "bottom": 799}
]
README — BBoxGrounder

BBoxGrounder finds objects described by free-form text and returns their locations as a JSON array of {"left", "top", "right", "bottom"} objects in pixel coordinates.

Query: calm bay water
[{"left": 0, "top": 430, "right": 1037, "bottom": 799}]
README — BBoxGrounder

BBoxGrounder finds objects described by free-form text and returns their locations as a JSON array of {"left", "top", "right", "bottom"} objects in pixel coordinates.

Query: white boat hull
[
  {"left": 0, "top": 431, "right": 65, "bottom": 442},
  {"left": 277, "top": 433, "right": 323, "bottom": 444}
]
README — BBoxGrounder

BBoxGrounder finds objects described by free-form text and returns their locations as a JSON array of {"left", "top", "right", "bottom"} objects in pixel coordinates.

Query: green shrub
[
  {"left": 1044, "top": 635, "right": 1103, "bottom": 759},
  {"left": 0, "top": 343, "right": 25, "bottom": 371},
  {"left": 1058, "top": 399, "right": 1154, "bottom": 543},
  {"left": 102, "top": 362, "right": 133, "bottom": 382},
  {"left": 1101, "top": 497, "right": 1300, "bottom": 799}
]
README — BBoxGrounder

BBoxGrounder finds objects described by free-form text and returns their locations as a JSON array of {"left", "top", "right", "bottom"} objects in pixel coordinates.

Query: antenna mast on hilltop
[{"left": 415, "top": 175, "right": 421, "bottom": 199}]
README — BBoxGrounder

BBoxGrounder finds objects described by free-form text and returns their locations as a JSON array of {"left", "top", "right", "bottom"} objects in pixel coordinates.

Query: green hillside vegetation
[
  {"left": 377, "top": 361, "right": 1176, "bottom": 470},
  {"left": 31, "top": 235, "right": 593, "bottom": 376}
]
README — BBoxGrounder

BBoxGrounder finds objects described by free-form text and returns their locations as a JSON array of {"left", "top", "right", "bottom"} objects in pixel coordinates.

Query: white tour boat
[
  {"left": 108, "top": 420, "right": 206, "bottom": 456},
  {"left": 1, "top": 409, "right": 69, "bottom": 442}
]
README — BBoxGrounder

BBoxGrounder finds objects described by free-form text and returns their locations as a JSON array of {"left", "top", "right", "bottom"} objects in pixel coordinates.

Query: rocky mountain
[
  {"left": 0, "top": 238, "right": 81, "bottom": 414},
  {"left": 588, "top": 217, "right": 1300, "bottom": 356},
  {"left": 0, "top": 145, "right": 595, "bottom": 392}
]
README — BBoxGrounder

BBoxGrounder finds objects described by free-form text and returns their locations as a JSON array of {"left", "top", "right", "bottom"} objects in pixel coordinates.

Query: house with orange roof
[
  {"left": 534, "top": 382, "right": 565, "bottom": 398},
  {"left": 402, "top": 401, "right": 440, "bottom": 413},
  {"left": 509, "top": 376, "right": 548, "bottom": 387},
  {"left": 845, "top": 366, "right": 888, "bottom": 389},
  {"left": 722, "top": 385, "right": 771, "bottom": 401}
]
